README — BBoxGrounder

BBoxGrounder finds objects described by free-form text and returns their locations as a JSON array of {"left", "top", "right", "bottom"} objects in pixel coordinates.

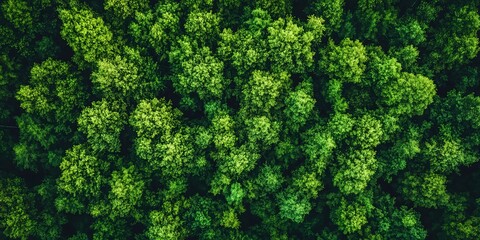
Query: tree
[
  {"left": 130, "top": 98, "right": 196, "bottom": 177},
  {"left": 108, "top": 166, "right": 144, "bottom": 218},
  {"left": 146, "top": 2, "right": 181, "bottom": 60},
  {"left": 320, "top": 38, "right": 368, "bottom": 84},
  {"left": 328, "top": 193, "right": 374, "bottom": 234},
  {"left": 387, "top": 207, "right": 427, "bottom": 239},
  {"left": 78, "top": 100, "right": 126, "bottom": 154},
  {"left": 17, "top": 59, "right": 86, "bottom": 124},
  {"left": 440, "top": 194, "right": 480, "bottom": 240},
  {"left": 380, "top": 72, "right": 436, "bottom": 117},
  {"left": 225, "top": 182, "right": 244, "bottom": 207},
  {"left": 347, "top": 114, "right": 383, "bottom": 149},
  {"left": 376, "top": 124, "right": 422, "bottom": 181},
  {"left": 255, "top": 165, "right": 284, "bottom": 194},
  {"left": 391, "top": 18, "right": 426, "bottom": 46},
  {"left": 398, "top": 172, "right": 450, "bottom": 208},
  {"left": 425, "top": 4, "right": 480, "bottom": 72},
  {"left": 91, "top": 46, "right": 162, "bottom": 102},
  {"left": 429, "top": 91, "right": 480, "bottom": 147},
  {"left": 254, "top": 0, "right": 292, "bottom": 18},
  {"left": 353, "top": 0, "right": 399, "bottom": 42},
  {"left": 104, "top": 0, "right": 149, "bottom": 19},
  {"left": 363, "top": 191, "right": 427, "bottom": 239},
  {"left": 219, "top": 207, "right": 241, "bottom": 229},
  {"left": 208, "top": 107, "right": 237, "bottom": 152},
  {"left": 284, "top": 80, "right": 316, "bottom": 132},
  {"left": 57, "top": 144, "right": 109, "bottom": 204},
  {"left": 307, "top": 0, "right": 344, "bottom": 33},
  {"left": 0, "top": 178, "right": 37, "bottom": 239},
  {"left": 241, "top": 70, "right": 290, "bottom": 113},
  {"left": 277, "top": 191, "right": 312, "bottom": 223},
  {"left": 15, "top": 59, "right": 87, "bottom": 169},
  {"left": 423, "top": 128, "right": 478, "bottom": 174},
  {"left": 333, "top": 149, "right": 377, "bottom": 195},
  {"left": 267, "top": 17, "right": 317, "bottom": 73},
  {"left": 184, "top": 11, "right": 221, "bottom": 46},
  {"left": 59, "top": 6, "right": 116, "bottom": 66},
  {"left": 218, "top": 144, "right": 260, "bottom": 177},
  {"left": 245, "top": 115, "right": 280, "bottom": 147},
  {"left": 91, "top": 217, "right": 131, "bottom": 240},
  {"left": 302, "top": 127, "right": 336, "bottom": 174},
  {"left": 218, "top": 9, "right": 271, "bottom": 74},
  {"left": 146, "top": 201, "right": 188, "bottom": 240},
  {"left": 1, "top": 0, "right": 32, "bottom": 31},
  {"left": 169, "top": 39, "right": 226, "bottom": 100}
]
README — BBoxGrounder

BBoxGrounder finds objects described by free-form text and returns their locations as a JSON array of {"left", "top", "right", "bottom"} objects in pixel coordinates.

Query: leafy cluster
[{"left": 1, "top": 0, "right": 480, "bottom": 239}]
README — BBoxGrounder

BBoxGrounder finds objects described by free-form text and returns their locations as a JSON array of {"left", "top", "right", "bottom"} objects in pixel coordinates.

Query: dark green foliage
[
  {"left": 1, "top": 0, "right": 32, "bottom": 31},
  {"left": 0, "top": 178, "right": 37, "bottom": 239},
  {"left": 1, "top": 0, "right": 480, "bottom": 239},
  {"left": 104, "top": 0, "right": 148, "bottom": 19},
  {"left": 398, "top": 172, "right": 450, "bottom": 209},
  {"left": 14, "top": 59, "right": 87, "bottom": 169}
]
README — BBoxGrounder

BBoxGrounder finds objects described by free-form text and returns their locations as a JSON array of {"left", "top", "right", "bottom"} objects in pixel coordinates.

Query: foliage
[{"left": 1, "top": 0, "right": 480, "bottom": 239}]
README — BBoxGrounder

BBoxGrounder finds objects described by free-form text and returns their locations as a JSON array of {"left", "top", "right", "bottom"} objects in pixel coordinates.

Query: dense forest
[{"left": 1, "top": 0, "right": 480, "bottom": 239}]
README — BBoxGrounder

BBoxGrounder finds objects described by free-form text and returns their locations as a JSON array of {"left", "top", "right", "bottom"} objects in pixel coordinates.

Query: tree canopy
[{"left": 1, "top": 0, "right": 480, "bottom": 239}]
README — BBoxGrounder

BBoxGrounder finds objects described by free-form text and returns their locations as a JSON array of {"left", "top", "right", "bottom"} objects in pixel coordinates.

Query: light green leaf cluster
[
  {"left": 59, "top": 7, "right": 115, "bottom": 65},
  {"left": 78, "top": 100, "right": 126, "bottom": 153}
]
